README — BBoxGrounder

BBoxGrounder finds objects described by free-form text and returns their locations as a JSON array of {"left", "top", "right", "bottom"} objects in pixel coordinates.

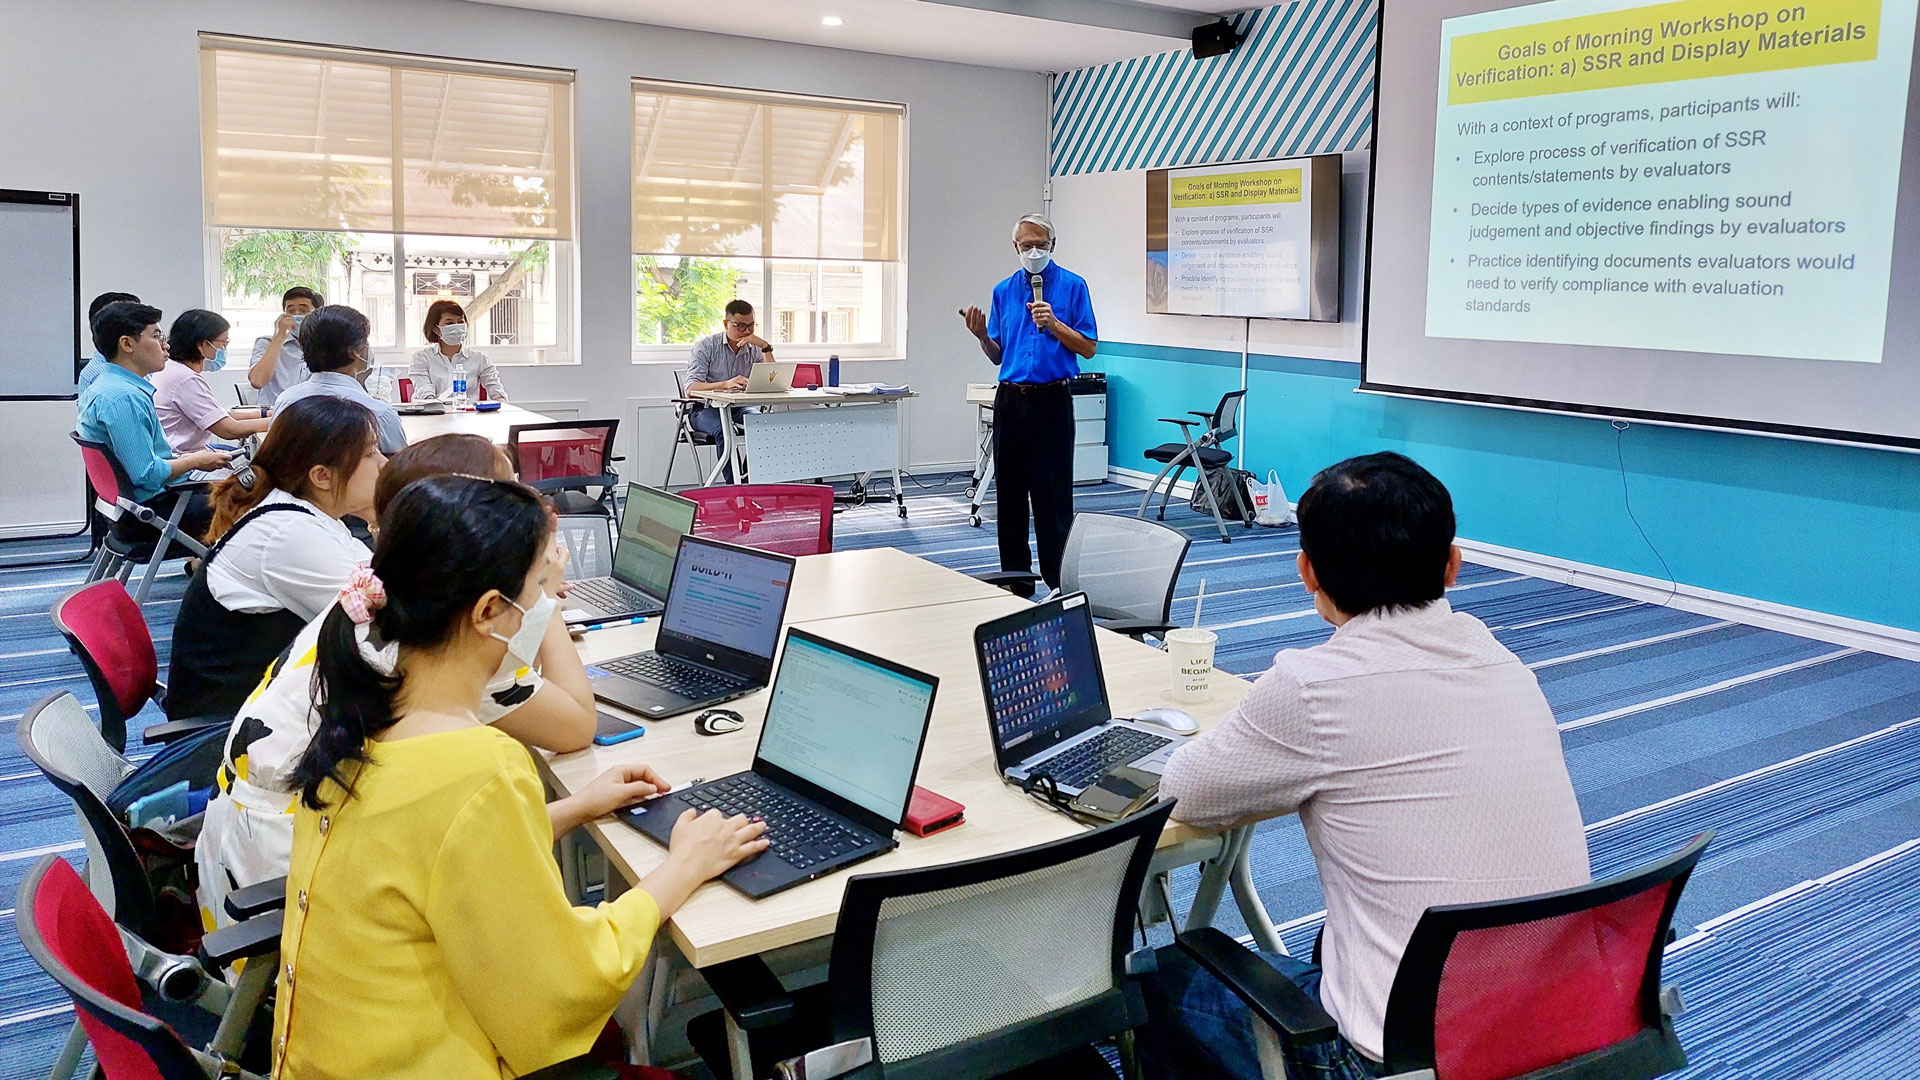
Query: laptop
[
  {"left": 743, "top": 361, "right": 800, "bottom": 393},
  {"left": 618, "top": 627, "right": 938, "bottom": 899},
  {"left": 562, "top": 484, "right": 698, "bottom": 629},
  {"left": 586, "top": 535, "right": 795, "bottom": 718},
  {"left": 974, "top": 594, "right": 1177, "bottom": 798}
]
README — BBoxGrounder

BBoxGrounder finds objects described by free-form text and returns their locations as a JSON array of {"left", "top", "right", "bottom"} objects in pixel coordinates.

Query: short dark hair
[
  {"left": 282, "top": 286, "right": 325, "bottom": 309},
  {"left": 724, "top": 299, "right": 754, "bottom": 320},
  {"left": 374, "top": 433, "right": 514, "bottom": 516},
  {"left": 1296, "top": 452, "right": 1456, "bottom": 617},
  {"left": 91, "top": 302, "right": 163, "bottom": 359},
  {"left": 423, "top": 299, "right": 466, "bottom": 344},
  {"left": 166, "top": 309, "right": 231, "bottom": 367},
  {"left": 298, "top": 305, "right": 371, "bottom": 372},
  {"left": 88, "top": 292, "right": 140, "bottom": 322}
]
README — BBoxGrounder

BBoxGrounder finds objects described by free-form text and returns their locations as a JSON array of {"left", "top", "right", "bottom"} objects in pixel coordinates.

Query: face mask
[
  {"left": 488, "top": 589, "right": 557, "bottom": 675},
  {"left": 205, "top": 346, "right": 228, "bottom": 372},
  {"left": 1019, "top": 247, "right": 1053, "bottom": 274},
  {"left": 439, "top": 323, "right": 467, "bottom": 347},
  {"left": 290, "top": 313, "right": 308, "bottom": 329}
]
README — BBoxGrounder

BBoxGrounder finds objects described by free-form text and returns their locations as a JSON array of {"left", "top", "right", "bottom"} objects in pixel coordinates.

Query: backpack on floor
[{"left": 1191, "top": 468, "right": 1257, "bottom": 523}]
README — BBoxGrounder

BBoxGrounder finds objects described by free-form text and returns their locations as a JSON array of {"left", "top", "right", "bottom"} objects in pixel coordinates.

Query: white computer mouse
[{"left": 1132, "top": 707, "right": 1200, "bottom": 734}]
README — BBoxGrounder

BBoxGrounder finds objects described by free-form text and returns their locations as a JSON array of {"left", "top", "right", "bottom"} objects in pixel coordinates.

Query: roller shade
[
  {"left": 632, "top": 80, "right": 901, "bottom": 262},
  {"left": 201, "top": 36, "right": 573, "bottom": 240}
]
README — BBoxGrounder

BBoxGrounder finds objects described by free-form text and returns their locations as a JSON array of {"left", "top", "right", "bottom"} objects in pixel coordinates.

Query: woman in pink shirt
[{"left": 154, "top": 309, "right": 271, "bottom": 452}]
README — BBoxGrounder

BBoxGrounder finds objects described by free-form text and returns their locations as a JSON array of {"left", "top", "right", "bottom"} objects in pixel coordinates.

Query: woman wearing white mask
[
  {"left": 193, "top": 437, "right": 598, "bottom": 932},
  {"left": 408, "top": 299, "right": 510, "bottom": 402},
  {"left": 153, "top": 308, "right": 270, "bottom": 453}
]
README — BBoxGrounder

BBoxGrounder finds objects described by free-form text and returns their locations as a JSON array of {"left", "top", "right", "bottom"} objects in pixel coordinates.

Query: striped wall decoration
[{"left": 1049, "top": 0, "right": 1379, "bottom": 177}]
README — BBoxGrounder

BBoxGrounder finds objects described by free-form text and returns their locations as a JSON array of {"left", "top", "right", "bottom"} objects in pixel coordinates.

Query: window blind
[
  {"left": 631, "top": 80, "right": 901, "bottom": 262},
  {"left": 200, "top": 36, "right": 573, "bottom": 240}
]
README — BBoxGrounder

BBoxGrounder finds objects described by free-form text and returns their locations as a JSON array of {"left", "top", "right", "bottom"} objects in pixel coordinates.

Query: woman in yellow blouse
[{"left": 272, "top": 475, "right": 767, "bottom": 1079}]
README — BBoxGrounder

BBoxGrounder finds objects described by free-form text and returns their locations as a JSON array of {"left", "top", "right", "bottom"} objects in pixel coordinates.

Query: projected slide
[
  {"left": 1164, "top": 161, "right": 1317, "bottom": 318},
  {"left": 1424, "top": 0, "right": 1919, "bottom": 364}
]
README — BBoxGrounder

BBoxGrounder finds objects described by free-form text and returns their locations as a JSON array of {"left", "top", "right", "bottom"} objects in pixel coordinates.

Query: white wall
[
  {"left": 1047, "top": 151, "right": 1372, "bottom": 362},
  {"left": 0, "top": 0, "right": 1047, "bottom": 527}
]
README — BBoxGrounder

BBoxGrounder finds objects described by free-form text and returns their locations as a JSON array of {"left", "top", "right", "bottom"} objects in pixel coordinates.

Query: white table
[
  {"left": 396, "top": 402, "right": 554, "bottom": 445},
  {"left": 690, "top": 388, "right": 918, "bottom": 518}
]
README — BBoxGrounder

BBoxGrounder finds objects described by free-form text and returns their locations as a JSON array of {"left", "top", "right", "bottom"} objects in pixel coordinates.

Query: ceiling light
[{"left": 821, "top": 15, "right": 843, "bottom": 26}]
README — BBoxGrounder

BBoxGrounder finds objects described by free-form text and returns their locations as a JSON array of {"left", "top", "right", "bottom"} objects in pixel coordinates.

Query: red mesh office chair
[
  {"left": 73, "top": 433, "right": 210, "bottom": 604},
  {"left": 397, "top": 377, "right": 414, "bottom": 402},
  {"left": 685, "top": 484, "right": 835, "bottom": 557},
  {"left": 1177, "top": 832, "right": 1712, "bottom": 1080},
  {"left": 53, "top": 581, "right": 160, "bottom": 753},
  {"left": 792, "top": 362, "right": 824, "bottom": 388},
  {"left": 507, "top": 419, "right": 622, "bottom": 516}
]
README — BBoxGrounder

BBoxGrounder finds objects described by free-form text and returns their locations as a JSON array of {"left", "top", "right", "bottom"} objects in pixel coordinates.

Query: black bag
[{"left": 1191, "top": 467, "right": 1256, "bottom": 522}]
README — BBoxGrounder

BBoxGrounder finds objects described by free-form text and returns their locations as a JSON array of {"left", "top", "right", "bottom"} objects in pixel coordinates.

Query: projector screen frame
[
  {"left": 1146, "top": 153, "right": 1344, "bottom": 322},
  {"left": 1356, "top": 0, "right": 1920, "bottom": 455}
]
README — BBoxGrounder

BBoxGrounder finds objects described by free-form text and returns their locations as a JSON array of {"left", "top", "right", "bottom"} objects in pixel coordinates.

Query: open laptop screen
[
  {"left": 658, "top": 536, "right": 791, "bottom": 659},
  {"left": 756, "top": 631, "right": 936, "bottom": 822},
  {"left": 978, "top": 595, "right": 1108, "bottom": 755},
  {"left": 612, "top": 484, "right": 697, "bottom": 596}
]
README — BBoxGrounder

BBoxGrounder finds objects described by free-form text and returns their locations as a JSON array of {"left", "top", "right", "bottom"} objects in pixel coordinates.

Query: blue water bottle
[{"left": 828, "top": 353, "right": 840, "bottom": 387}]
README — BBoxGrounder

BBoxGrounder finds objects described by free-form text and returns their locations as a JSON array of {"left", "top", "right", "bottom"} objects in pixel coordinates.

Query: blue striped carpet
[{"left": 2, "top": 478, "right": 1916, "bottom": 1079}]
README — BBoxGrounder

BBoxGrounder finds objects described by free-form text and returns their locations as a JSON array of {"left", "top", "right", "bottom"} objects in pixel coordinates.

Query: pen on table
[{"left": 580, "top": 615, "right": 648, "bottom": 631}]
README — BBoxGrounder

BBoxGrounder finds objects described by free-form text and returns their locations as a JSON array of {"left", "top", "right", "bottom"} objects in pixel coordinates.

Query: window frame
[{"left": 628, "top": 79, "right": 908, "bottom": 365}]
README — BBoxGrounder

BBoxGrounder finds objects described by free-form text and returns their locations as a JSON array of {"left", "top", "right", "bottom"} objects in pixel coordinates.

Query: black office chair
[
  {"left": 507, "top": 419, "right": 624, "bottom": 517},
  {"left": 1136, "top": 390, "right": 1252, "bottom": 543},
  {"left": 688, "top": 801, "right": 1178, "bottom": 1080},
  {"left": 980, "top": 513, "right": 1192, "bottom": 640}
]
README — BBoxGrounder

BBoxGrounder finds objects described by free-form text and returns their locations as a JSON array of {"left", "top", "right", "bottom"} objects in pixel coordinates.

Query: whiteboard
[{"left": 0, "top": 192, "right": 79, "bottom": 399}]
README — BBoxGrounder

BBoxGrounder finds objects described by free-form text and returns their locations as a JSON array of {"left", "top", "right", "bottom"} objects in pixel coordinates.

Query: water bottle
[
  {"left": 828, "top": 353, "right": 840, "bottom": 388},
  {"left": 451, "top": 359, "right": 469, "bottom": 410}
]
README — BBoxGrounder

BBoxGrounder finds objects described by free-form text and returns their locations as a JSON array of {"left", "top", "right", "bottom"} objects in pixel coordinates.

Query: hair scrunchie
[{"left": 337, "top": 566, "right": 387, "bottom": 625}]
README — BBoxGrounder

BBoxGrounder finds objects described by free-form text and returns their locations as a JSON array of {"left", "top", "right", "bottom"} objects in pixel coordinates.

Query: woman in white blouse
[
  {"left": 163, "top": 395, "right": 386, "bottom": 722},
  {"left": 407, "top": 299, "right": 508, "bottom": 402}
]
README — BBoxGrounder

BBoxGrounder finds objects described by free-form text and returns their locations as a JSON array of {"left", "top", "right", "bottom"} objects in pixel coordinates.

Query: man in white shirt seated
[{"left": 1140, "top": 452, "right": 1591, "bottom": 1080}]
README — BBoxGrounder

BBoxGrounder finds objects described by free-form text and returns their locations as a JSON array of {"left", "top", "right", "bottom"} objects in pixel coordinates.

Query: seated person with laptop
[
  {"left": 621, "top": 626, "right": 938, "bottom": 898},
  {"left": 587, "top": 534, "right": 795, "bottom": 719},
  {"left": 268, "top": 474, "right": 767, "bottom": 1078},
  {"left": 686, "top": 299, "right": 776, "bottom": 481},
  {"left": 561, "top": 483, "right": 698, "bottom": 628},
  {"left": 1138, "top": 453, "right": 1592, "bottom": 1080}
]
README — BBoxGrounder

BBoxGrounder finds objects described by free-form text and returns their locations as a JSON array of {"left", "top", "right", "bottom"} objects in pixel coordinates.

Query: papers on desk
[{"left": 825, "top": 382, "right": 911, "bottom": 395}]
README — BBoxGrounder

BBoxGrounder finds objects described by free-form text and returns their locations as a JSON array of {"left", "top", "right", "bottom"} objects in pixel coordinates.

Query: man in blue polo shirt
[
  {"left": 77, "top": 302, "right": 231, "bottom": 540},
  {"left": 960, "top": 213, "right": 1098, "bottom": 591}
]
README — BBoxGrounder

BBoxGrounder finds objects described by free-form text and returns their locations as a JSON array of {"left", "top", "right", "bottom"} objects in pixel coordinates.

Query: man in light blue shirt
[
  {"left": 248, "top": 286, "right": 323, "bottom": 408},
  {"left": 270, "top": 304, "right": 407, "bottom": 454},
  {"left": 685, "top": 299, "right": 776, "bottom": 481},
  {"left": 958, "top": 213, "right": 1099, "bottom": 589},
  {"left": 77, "top": 302, "right": 231, "bottom": 537},
  {"left": 76, "top": 290, "right": 141, "bottom": 394}
]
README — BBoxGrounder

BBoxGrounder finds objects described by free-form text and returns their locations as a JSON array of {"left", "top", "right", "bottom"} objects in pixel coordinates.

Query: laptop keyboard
[
  {"left": 568, "top": 578, "right": 654, "bottom": 615},
  {"left": 1036, "top": 727, "right": 1173, "bottom": 790},
  {"left": 681, "top": 774, "right": 870, "bottom": 869},
  {"left": 601, "top": 651, "right": 746, "bottom": 699}
]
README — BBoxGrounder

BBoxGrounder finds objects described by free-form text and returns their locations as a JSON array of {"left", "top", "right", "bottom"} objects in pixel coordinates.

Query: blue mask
[{"left": 205, "top": 346, "right": 228, "bottom": 372}]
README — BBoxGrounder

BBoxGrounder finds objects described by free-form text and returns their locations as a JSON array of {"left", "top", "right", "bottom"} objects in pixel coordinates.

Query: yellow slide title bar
[
  {"left": 1170, "top": 168, "right": 1303, "bottom": 208},
  {"left": 1448, "top": 0, "right": 1881, "bottom": 105}
]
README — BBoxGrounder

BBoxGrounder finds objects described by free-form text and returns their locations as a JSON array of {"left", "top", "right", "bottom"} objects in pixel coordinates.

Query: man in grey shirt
[
  {"left": 271, "top": 305, "right": 407, "bottom": 455},
  {"left": 248, "top": 286, "right": 323, "bottom": 408},
  {"left": 686, "top": 299, "right": 775, "bottom": 482}
]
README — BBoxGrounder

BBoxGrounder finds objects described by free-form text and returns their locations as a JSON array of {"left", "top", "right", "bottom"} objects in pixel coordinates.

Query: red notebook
[{"left": 904, "top": 786, "right": 965, "bottom": 837}]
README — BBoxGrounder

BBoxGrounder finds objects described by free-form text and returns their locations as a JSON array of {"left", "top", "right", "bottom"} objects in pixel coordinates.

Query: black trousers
[{"left": 994, "top": 381, "right": 1076, "bottom": 589}]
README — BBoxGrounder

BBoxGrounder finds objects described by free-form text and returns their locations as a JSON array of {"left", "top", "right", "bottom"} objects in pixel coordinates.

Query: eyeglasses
[
  {"left": 1017, "top": 241, "right": 1053, "bottom": 254},
  {"left": 727, "top": 320, "right": 756, "bottom": 331}
]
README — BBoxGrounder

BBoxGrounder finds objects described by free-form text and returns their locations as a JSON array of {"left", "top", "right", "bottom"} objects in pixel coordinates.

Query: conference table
[{"left": 543, "top": 546, "right": 1261, "bottom": 1070}]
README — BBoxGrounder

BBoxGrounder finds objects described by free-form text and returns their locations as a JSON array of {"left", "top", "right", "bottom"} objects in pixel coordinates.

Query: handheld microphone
[{"left": 1029, "top": 272, "right": 1045, "bottom": 305}]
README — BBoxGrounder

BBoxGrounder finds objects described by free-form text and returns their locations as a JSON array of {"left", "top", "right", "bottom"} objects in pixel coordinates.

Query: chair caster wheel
[{"left": 969, "top": 514, "right": 981, "bottom": 528}]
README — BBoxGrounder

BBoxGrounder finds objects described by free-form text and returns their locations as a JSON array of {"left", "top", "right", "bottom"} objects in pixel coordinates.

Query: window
[
  {"left": 630, "top": 80, "right": 904, "bottom": 359},
  {"left": 199, "top": 36, "right": 575, "bottom": 365}
]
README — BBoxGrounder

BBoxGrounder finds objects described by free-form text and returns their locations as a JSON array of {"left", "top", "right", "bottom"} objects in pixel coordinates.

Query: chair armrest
[
  {"left": 976, "top": 570, "right": 1042, "bottom": 588},
  {"left": 198, "top": 915, "right": 282, "bottom": 969},
  {"left": 1156, "top": 417, "right": 1199, "bottom": 428},
  {"left": 1177, "top": 928, "right": 1339, "bottom": 1045},
  {"left": 519, "top": 1058, "right": 621, "bottom": 1080},
  {"left": 1095, "top": 618, "right": 1178, "bottom": 639},
  {"left": 774, "top": 1038, "right": 876, "bottom": 1080},
  {"left": 224, "top": 876, "right": 289, "bottom": 921},
  {"left": 141, "top": 715, "right": 230, "bottom": 745},
  {"left": 701, "top": 955, "right": 796, "bottom": 1030}
]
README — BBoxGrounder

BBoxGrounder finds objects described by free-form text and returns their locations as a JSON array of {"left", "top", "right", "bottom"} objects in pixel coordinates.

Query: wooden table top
[
  {"left": 543, "top": 549, "right": 1251, "bottom": 968},
  {"left": 397, "top": 403, "right": 562, "bottom": 444}
]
